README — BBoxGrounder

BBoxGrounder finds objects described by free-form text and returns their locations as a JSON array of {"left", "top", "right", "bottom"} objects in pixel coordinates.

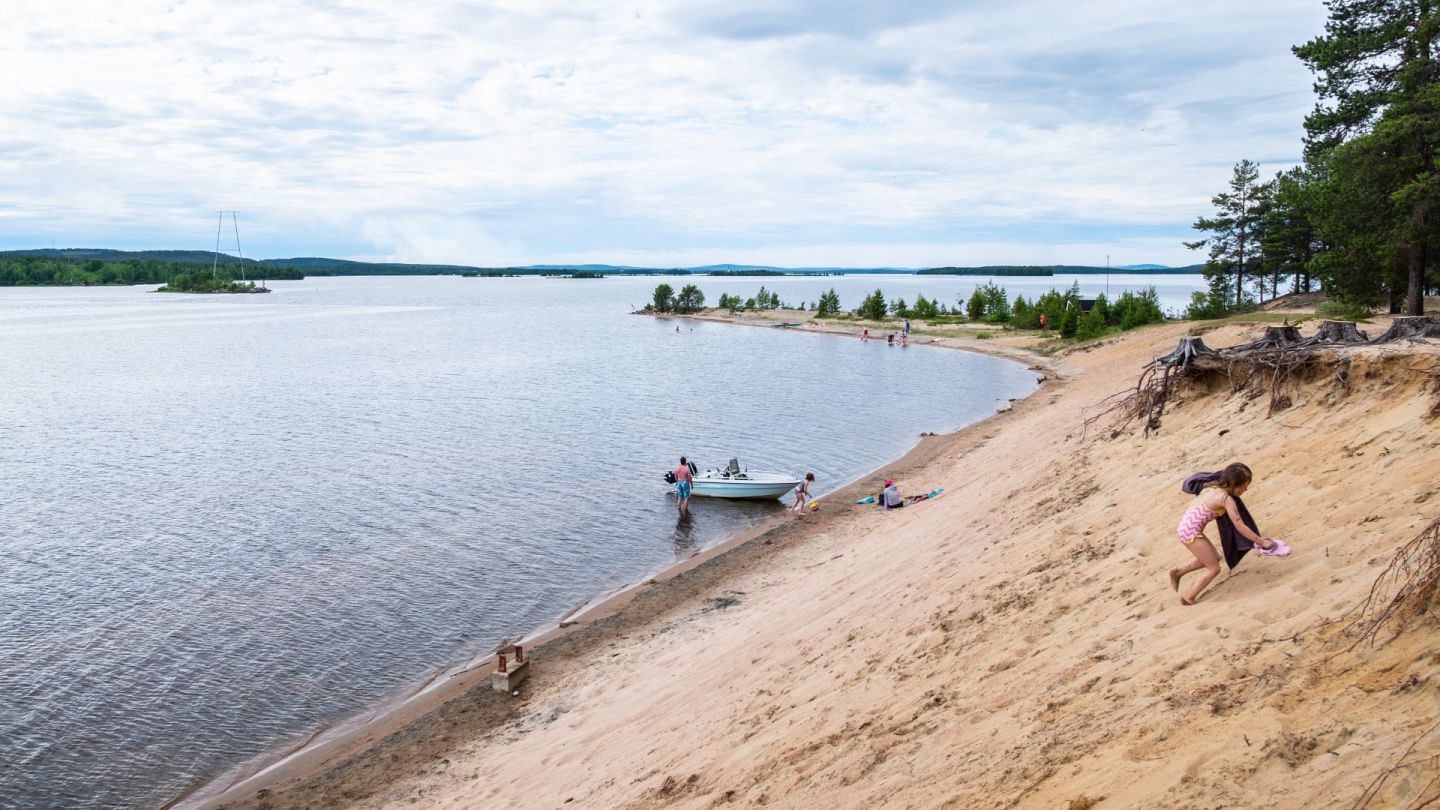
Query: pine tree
[
  {"left": 1294, "top": 0, "right": 1439, "bottom": 314},
  {"left": 858, "top": 289, "right": 888, "bottom": 320},
  {"left": 1185, "top": 160, "right": 1274, "bottom": 308}
]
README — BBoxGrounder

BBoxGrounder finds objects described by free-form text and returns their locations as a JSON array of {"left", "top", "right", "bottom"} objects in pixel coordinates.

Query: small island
[{"left": 156, "top": 272, "right": 270, "bottom": 294}]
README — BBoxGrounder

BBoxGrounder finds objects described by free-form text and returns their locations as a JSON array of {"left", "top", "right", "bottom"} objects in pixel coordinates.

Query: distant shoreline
[{"left": 0, "top": 248, "right": 1206, "bottom": 282}]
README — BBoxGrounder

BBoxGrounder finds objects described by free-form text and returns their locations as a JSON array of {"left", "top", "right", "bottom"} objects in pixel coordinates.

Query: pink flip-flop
[{"left": 1258, "top": 538, "right": 1291, "bottom": 557}]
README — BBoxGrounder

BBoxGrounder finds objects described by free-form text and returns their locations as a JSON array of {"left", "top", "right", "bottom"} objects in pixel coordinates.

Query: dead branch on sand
[
  {"left": 1345, "top": 516, "right": 1440, "bottom": 651},
  {"left": 1350, "top": 716, "right": 1440, "bottom": 810}
]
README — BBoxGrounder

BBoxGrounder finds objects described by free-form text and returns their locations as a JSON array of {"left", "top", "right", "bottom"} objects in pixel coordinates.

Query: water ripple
[{"left": 0, "top": 276, "right": 1057, "bottom": 808}]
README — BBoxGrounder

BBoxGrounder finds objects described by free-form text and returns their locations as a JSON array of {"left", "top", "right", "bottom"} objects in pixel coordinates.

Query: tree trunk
[
  {"left": 1236, "top": 226, "right": 1246, "bottom": 308},
  {"left": 1407, "top": 216, "right": 1427, "bottom": 316}
]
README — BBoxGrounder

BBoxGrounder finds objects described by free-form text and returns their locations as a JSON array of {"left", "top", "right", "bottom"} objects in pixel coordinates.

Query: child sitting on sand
[
  {"left": 1170, "top": 462, "right": 1290, "bottom": 605},
  {"left": 881, "top": 479, "right": 903, "bottom": 509}
]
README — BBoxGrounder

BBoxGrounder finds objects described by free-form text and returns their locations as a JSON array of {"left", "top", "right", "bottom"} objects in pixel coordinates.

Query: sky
[{"left": 1, "top": 0, "right": 1330, "bottom": 268}]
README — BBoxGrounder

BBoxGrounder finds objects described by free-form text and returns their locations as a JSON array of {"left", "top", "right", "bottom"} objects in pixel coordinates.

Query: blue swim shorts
[{"left": 677, "top": 481, "right": 691, "bottom": 498}]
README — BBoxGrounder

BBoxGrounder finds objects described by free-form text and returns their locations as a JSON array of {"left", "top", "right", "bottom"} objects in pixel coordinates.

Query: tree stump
[
  {"left": 1372, "top": 316, "right": 1440, "bottom": 343},
  {"left": 1155, "top": 336, "right": 1216, "bottom": 368},
  {"left": 1310, "top": 320, "right": 1368, "bottom": 344},
  {"left": 1260, "top": 325, "right": 1302, "bottom": 347}
]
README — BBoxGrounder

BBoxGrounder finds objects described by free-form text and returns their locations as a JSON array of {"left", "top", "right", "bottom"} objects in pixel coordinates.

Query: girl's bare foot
[
  {"left": 1180, "top": 595, "right": 1197, "bottom": 606},
  {"left": 1168, "top": 568, "right": 1183, "bottom": 592}
]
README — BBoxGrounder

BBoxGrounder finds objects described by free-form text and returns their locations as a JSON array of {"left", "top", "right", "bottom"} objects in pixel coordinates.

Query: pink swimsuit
[{"left": 1177, "top": 503, "right": 1222, "bottom": 544}]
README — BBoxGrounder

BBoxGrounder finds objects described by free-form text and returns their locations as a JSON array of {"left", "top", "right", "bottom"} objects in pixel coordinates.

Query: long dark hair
[{"left": 1216, "top": 462, "right": 1253, "bottom": 493}]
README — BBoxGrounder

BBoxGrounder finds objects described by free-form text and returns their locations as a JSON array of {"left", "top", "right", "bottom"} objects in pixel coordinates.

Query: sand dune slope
[{"left": 227, "top": 318, "right": 1440, "bottom": 810}]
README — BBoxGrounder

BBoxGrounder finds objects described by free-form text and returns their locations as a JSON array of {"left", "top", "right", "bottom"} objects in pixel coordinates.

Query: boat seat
[{"left": 726, "top": 458, "right": 741, "bottom": 476}]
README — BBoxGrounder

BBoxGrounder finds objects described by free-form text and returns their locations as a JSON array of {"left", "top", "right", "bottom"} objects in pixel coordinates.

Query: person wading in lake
[{"left": 673, "top": 456, "right": 694, "bottom": 514}]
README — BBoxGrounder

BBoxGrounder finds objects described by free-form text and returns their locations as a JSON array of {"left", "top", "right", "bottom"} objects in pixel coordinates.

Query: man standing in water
[{"left": 674, "top": 456, "right": 694, "bottom": 514}]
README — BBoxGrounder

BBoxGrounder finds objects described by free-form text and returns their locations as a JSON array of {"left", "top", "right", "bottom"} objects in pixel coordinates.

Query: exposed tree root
[
  {"left": 1085, "top": 319, "right": 1439, "bottom": 437},
  {"left": 1344, "top": 516, "right": 1440, "bottom": 651},
  {"left": 1351, "top": 717, "right": 1440, "bottom": 810}
]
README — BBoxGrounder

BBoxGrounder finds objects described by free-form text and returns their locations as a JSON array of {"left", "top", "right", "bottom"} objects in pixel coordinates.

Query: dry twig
[
  {"left": 1344, "top": 516, "right": 1440, "bottom": 650},
  {"left": 1351, "top": 717, "right": 1440, "bottom": 809}
]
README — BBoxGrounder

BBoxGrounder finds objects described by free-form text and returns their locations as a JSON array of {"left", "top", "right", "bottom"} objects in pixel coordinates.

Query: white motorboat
[{"left": 670, "top": 458, "right": 802, "bottom": 500}]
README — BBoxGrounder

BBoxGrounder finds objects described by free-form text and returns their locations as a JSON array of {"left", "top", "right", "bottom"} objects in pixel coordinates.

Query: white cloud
[{"left": 0, "top": 0, "right": 1328, "bottom": 266}]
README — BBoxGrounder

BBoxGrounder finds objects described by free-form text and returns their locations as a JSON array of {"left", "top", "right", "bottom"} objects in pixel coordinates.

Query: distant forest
[
  {"left": 918, "top": 265, "right": 1205, "bottom": 276},
  {"left": 0, "top": 250, "right": 303, "bottom": 286},
  {"left": 0, "top": 249, "right": 695, "bottom": 285},
  {"left": 0, "top": 249, "right": 1207, "bottom": 287}
]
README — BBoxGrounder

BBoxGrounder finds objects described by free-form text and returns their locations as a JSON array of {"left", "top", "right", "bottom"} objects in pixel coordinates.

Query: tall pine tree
[
  {"left": 1295, "top": 0, "right": 1439, "bottom": 314},
  {"left": 1186, "top": 160, "right": 1274, "bottom": 307}
]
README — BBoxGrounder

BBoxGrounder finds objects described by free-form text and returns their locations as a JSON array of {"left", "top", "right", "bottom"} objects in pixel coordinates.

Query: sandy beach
[{"left": 201, "top": 306, "right": 1440, "bottom": 810}]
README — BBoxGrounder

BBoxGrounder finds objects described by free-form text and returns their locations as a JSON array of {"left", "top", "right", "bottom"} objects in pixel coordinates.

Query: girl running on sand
[{"left": 1170, "top": 462, "right": 1290, "bottom": 605}]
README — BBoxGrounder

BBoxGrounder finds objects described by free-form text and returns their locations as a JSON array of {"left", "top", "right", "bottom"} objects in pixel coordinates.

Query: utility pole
[
  {"left": 213, "top": 211, "right": 245, "bottom": 281},
  {"left": 231, "top": 212, "right": 246, "bottom": 282},
  {"left": 213, "top": 212, "right": 223, "bottom": 277},
  {"left": 1106, "top": 254, "right": 1110, "bottom": 298}
]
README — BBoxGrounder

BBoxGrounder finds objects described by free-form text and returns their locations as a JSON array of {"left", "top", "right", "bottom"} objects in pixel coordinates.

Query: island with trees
[{"left": 156, "top": 272, "right": 271, "bottom": 294}]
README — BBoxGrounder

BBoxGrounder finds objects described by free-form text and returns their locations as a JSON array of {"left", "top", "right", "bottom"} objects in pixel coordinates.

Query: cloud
[
  {"left": 358, "top": 214, "right": 526, "bottom": 266},
  {"left": 0, "top": 0, "right": 1328, "bottom": 266},
  {"left": 666, "top": 0, "right": 963, "bottom": 41}
]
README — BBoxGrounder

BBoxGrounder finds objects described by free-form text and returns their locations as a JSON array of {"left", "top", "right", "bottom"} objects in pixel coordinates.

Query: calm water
[{"left": 0, "top": 274, "right": 1198, "bottom": 808}]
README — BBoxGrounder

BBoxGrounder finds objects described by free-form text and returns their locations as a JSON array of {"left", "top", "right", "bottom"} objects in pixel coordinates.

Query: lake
[{"left": 0, "top": 273, "right": 1202, "bottom": 807}]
